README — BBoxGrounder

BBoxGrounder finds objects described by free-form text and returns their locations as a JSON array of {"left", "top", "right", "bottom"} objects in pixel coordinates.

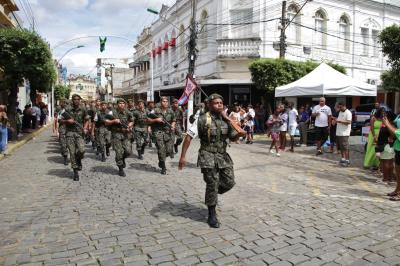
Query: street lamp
[{"left": 51, "top": 45, "right": 85, "bottom": 120}]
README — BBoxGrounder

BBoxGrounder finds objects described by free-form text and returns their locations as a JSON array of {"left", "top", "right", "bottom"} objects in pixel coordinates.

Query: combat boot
[
  {"left": 118, "top": 166, "right": 126, "bottom": 177},
  {"left": 101, "top": 153, "right": 106, "bottom": 162},
  {"left": 73, "top": 169, "right": 79, "bottom": 181},
  {"left": 122, "top": 158, "right": 126, "bottom": 168},
  {"left": 77, "top": 157, "right": 82, "bottom": 171},
  {"left": 137, "top": 150, "right": 143, "bottom": 160},
  {"left": 140, "top": 145, "right": 145, "bottom": 156},
  {"left": 207, "top": 205, "right": 220, "bottom": 228},
  {"left": 160, "top": 161, "right": 167, "bottom": 175},
  {"left": 106, "top": 146, "right": 110, "bottom": 157},
  {"left": 174, "top": 144, "right": 178, "bottom": 154},
  {"left": 63, "top": 155, "right": 68, "bottom": 166}
]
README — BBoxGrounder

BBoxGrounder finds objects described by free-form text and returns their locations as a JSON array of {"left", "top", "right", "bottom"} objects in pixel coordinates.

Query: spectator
[
  {"left": 31, "top": 104, "right": 41, "bottom": 129},
  {"left": 382, "top": 116, "right": 400, "bottom": 200},
  {"left": 312, "top": 97, "right": 332, "bottom": 155},
  {"left": 243, "top": 113, "right": 254, "bottom": 144},
  {"left": 287, "top": 102, "right": 298, "bottom": 152},
  {"left": 329, "top": 103, "right": 340, "bottom": 153},
  {"left": 364, "top": 107, "right": 384, "bottom": 170},
  {"left": 334, "top": 102, "right": 352, "bottom": 166},
  {"left": 267, "top": 107, "right": 282, "bottom": 157},
  {"left": 229, "top": 105, "right": 242, "bottom": 144},
  {"left": 298, "top": 106, "right": 310, "bottom": 146},
  {"left": 22, "top": 104, "right": 32, "bottom": 132},
  {"left": 375, "top": 127, "right": 395, "bottom": 184},
  {"left": 370, "top": 102, "right": 380, "bottom": 118},
  {"left": 40, "top": 104, "right": 49, "bottom": 126},
  {"left": 279, "top": 104, "right": 288, "bottom": 151},
  {"left": 0, "top": 105, "right": 8, "bottom": 154},
  {"left": 255, "top": 104, "right": 266, "bottom": 133}
]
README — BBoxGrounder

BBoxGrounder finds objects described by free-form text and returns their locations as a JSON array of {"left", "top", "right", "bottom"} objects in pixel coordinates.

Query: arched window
[
  {"left": 287, "top": 4, "right": 301, "bottom": 44},
  {"left": 338, "top": 15, "right": 350, "bottom": 52},
  {"left": 170, "top": 29, "right": 177, "bottom": 64},
  {"left": 360, "top": 18, "right": 381, "bottom": 57},
  {"left": 314, "top": 9, "right": 327, "bottom": 48},
  {"left": 179, "top": 25, "right": 185, "bottom": 58},
  {"left": 163, "top": 33, "right": 169, "bottom": 70},
  {"left": 200, "top": 10, "right": 208, "bottom": 49}
]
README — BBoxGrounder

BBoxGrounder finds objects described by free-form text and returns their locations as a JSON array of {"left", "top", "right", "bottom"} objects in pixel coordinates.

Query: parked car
[{"left": 350, "top": 103, "right": 391, "bottom": 133}]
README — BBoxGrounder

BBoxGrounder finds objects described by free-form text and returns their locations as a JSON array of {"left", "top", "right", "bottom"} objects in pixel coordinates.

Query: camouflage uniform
[
  {"left": 152, "top": 107, "right": 176, "bottom": 162},
  {"left": 197, "top": 112, "right": 238, "bottom": 206},
  {"left": 132, "top": 108, "right": 148, "bottom": 152},
  {"left": 94, "top": 109, "right": 111, "bottom": 155},
  {"left": 56, "top": 107, "right": 68, "bottom": 157},
  {"left": 172, "top": 107, "right": 184, "bottom": 151},
  {"left": 62, "top": 106, "right": 89, "bottom": 170},
  {"left": 110, "top": 109, "right": 134, "bottom": 167}
]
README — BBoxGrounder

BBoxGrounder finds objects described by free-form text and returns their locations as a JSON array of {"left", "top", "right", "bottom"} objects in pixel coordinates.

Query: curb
[{"left": 0, "top": 124, "right": 51, "bottom": 161}]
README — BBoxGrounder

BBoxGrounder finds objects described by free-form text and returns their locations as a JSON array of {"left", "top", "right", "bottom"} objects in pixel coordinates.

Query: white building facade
[{"left": 130, "top": 0, "right": 400, "bottom": 110}]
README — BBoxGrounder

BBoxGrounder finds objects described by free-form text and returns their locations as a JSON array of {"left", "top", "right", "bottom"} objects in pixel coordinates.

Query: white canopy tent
[{"left": 275, "top": 63, "right": 377, "bottom": 97}]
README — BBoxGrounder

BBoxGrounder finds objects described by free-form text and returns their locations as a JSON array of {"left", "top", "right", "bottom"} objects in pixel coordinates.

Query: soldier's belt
[
  {"left": 200, "top": 146, "right": 226, "bottom": 154},
  {"left": 115, "top": 128, "right": 129, "bottom": 133}
]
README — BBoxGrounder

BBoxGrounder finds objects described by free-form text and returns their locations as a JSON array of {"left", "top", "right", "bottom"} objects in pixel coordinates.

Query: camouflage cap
[
  {"left": 172, "top": 98, "right": 179, "bottom": 103},
  {"left": 116, "top": 98, "right": 126, "bottom": 104},
  {"left": 207, "top": 93, "right": 223, "bottom": 102},
  {"left": 137, "top": 99, "right": 145, "bottom": 103},
  {"left": 160, "top": 96, "right": 168, "bottom": 102},
  {"left": 71, "top": 94, "right": 82, "bottom": 100}
]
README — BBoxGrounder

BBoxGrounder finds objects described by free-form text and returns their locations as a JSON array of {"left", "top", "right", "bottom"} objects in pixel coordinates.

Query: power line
[{"left": 16, "top": 0, "right": 33, "bottom": 29}]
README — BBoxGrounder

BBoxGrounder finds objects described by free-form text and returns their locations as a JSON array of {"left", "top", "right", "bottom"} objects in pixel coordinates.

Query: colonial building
[
  {"left": 128, "top": 0, "right": 400, "bottom": 111},
  {"left": 68, "top": 75, "right": 97, "bottom": 101}
]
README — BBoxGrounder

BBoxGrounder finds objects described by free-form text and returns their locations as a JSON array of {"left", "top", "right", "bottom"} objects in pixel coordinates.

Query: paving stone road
[{"left": 1, "top": 129, "right": 400, "bottom": 266}]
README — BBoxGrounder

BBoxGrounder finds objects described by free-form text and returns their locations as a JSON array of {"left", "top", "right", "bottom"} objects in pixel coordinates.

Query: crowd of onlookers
[{"left": 0, "top": 101, "right": 49, "bottom": 154}]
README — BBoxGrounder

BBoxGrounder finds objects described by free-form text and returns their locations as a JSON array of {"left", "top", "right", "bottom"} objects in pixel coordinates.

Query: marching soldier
[
  {"left": 87, "top": 100, "right": 97, "bottom": 149},
  {"left": 132, "top": 99, "right": 148, "bottom": 160},
  {"left": 179, "top": 94, "right": 239, "bottom": 228},
  {"left": 147, "top": 97, "right": 176, "bottom": 175},
  {"left": 104, "top": 99, "right": 134, "bottom": 177},
  {"left": 60, "top": 94, "right": 90, "bottom": 181},
  {"left": 128, "top": 99, "right": 135, "bottom": 112},
  {"left": 172, "top": 99, "right": 184, "bottom": 153},
  {"left": 147, "top": 100, "right": 155, "bottom": 148},
  {"left": 54, "top": 99, "right": 69, "bottom": 165},
  {"left": 94, "top": 101, "right": 111, "bottom": 162}
]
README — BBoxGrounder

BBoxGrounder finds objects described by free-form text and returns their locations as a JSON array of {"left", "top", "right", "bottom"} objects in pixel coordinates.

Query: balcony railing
[{"left": 217, "top": 38, "right": 261, "bottom": 58}]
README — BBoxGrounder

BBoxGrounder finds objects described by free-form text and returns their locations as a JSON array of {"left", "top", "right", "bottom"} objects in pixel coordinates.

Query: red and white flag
[{"left": 178, "top": 75, "right": 197, "bottom": 106}]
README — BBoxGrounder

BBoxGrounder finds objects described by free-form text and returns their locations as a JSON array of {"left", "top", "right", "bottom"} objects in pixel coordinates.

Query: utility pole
[
  {"left": 187, "top": 0, "right": 197, "bottom": 126},
  {"left": 279, "top": 0, "right": 287, "bottom": 59}
]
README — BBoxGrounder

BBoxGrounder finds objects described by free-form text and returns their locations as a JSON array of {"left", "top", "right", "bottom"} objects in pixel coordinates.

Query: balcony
[{"left": 217, "top": 38, "right": 261, "bottom": 58}]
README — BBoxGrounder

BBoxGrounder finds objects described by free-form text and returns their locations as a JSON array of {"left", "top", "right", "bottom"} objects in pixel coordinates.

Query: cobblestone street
[{"left": 1, "top": 129, "right": 400, "bottom": 266}]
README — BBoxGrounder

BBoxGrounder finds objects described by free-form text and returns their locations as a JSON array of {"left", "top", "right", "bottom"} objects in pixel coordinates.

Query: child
[
  {"left": 267, "top": 108, "right": 283, "bottom": 157},
  {"left": 244, "top": 114, "right": 254, "bottom": 144}
]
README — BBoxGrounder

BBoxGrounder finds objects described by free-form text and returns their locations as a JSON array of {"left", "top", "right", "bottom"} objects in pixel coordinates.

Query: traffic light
[{"left": 99, "top": 37, "right": 107, "bottom": 52}]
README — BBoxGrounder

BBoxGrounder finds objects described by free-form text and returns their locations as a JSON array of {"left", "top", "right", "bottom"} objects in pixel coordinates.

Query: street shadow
[
  {"left": 45, "top": 148, "right": 61, "bottom": 154},
  {"left": 90, "top": 165, "right": 119, "bottom": 175},
  {"left": 47, "top": 168, "right": 72, "bottom": 179},
  {"left": 47, "top": 156, "right": 64, "bottom": 164},
  {"left": 150, "top": 201, "right": 207, "bottom": 224},
  {"left": 345, "top": 187, "right": 383, "bottom": 198},
  {"left": 170, "top": 161, "right": 198, "bottom": 169},
  {"left": 129, "top": 162, "right": 159, "bottom": 173}
]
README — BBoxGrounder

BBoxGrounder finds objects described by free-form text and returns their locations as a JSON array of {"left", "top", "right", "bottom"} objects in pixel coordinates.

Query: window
[
  {"left": 179, "top": 25, "right": 185, "bottom": 58},
  {"left": 157, "top": 40, "right": 162, "bottom": 71},
  {"left": 230, "top": 8, "right": 253, "bottom": 38},
  {"left": 287, "top": 4, "right": 301, "bottom": 44},
  {"left": 163, "top": 34, "right": 169, "bottom": 70},
  {"left": 200, "top": 10, "right": 208, "bottom": 49},
  {"left": 170, "top": 30, "right": 177, "bottom": 64},
  {"left": 338, "top": 15, "right": 350, "bottom": 52},
  {"left": 314, "top": 10, "right": 327, "bottom": 48},
  {"left": 372, "top": 30, "right": 379, "bottom": 57},
  {"left": 361, "top": 27, "right": 369, "bottom": 56}
]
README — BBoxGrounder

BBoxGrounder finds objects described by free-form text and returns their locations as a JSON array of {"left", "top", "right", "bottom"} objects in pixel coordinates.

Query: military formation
[
  {"left": 53, "top": 93, "right": 239, "bottom": 228},
  {"left": 54, "top": 94, "right": 184, "bottom": 181}
]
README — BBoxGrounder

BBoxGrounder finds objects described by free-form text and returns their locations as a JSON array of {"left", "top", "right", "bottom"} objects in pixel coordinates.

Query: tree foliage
[
  {"left": 379, "top": 25, "right": 400, "bottom": 92},
  {"left": 54, "top": 84, "right": 71, "bottom": 102},
  {"left": 0, "top": 28, "right": 56, "bottom": 138},
  {"left": 249, "top": 58, "right": 346, "bottom": 93}
]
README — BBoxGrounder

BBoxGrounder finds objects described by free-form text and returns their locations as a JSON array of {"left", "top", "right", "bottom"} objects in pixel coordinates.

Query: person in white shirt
[
  {"left": 287, "top": 102, "right": 298, "bottom": 152},
  {"left": 312, "top": 97, "right": 332, "bottom": 155},
  {"left": 333, "top": 102, "right": 352, "bottom": 166}
]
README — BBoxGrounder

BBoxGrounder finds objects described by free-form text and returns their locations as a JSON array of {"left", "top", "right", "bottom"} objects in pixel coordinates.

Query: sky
[{"left": 20, "top": 0, "right": 176, "bottom": 76}]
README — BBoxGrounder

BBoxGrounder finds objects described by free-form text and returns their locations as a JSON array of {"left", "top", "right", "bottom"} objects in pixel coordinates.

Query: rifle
[
  {"left": 60, "top": 110, "right": 84, "bottom": 131},
  {"left": 104, "top": 113, "right": 129, "bottom": 129},
  {"left": 147, "top": 112, "right": 173, "bottom": 129}
]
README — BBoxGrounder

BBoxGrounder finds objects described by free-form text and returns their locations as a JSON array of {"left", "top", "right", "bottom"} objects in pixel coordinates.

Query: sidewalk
[{"left": 0, "top": 124, "right": 51, "bottom": 161}]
